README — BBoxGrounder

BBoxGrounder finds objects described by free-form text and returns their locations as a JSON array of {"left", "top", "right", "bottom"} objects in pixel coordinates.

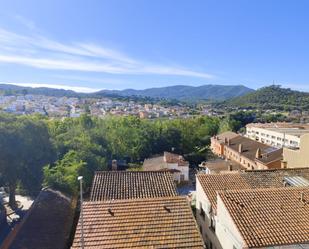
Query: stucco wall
[
  {"left": 216, "top": 196, "right": 245, "bottom": 249},
  {"left": 196, "top": 178, "right": 223, "bottom": 249},
  {"left": 283, "top": 134, "right": 309, "bottom": 168}
]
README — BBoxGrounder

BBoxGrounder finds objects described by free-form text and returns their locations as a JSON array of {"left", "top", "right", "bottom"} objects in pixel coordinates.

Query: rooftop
[
  {"left": 72, "top": 196, "right": 204, "bottom": 249},
  {"left": 164, "top": 151, "right": 189, "bottom": 166},
  {"left": 90, "top": 171, "right": 178, "bottom": 201},
  {"left": 228, "top": 135, "right": 280, "bottom": 162},
  {"left": 218, "top": 187, "right": 309, "bottom": 247},
  {"left": 200, "top": 158, "right": 246, "bottom": 173},
  {"left": 197, "top": 167, "right": 309, "bottom": 212},
  {"left": 213, "top": 131, "right": 239, "bottom": 143},
  {"left": 2, "top": 188, "right": 75, "bottom": 249}
]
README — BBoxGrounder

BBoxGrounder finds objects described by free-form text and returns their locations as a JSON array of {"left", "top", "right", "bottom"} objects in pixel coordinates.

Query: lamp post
[{"left": 77, "top": 176, "right": 84, "bottom": 249}]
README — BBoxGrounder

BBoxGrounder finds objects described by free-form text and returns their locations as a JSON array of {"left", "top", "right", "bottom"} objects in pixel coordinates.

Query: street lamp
[{"left": 77, "top": 176, "right": 84, "bottom": 249}]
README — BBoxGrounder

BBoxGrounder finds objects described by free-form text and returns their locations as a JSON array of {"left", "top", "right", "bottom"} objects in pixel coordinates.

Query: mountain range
[
  {"left": 0, "top": 83, "right": 308, "bottom": 111},
  {"left": 97, "top": 84, "right": 254, "bottom": 101},
  {"left": 0, "top": 84, "right": 254, "bottom": 101}
]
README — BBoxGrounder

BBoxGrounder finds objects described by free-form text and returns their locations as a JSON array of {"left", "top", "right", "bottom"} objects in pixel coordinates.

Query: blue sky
[{"left": 0, "top": 0, "right": 308, "bottom": 92}]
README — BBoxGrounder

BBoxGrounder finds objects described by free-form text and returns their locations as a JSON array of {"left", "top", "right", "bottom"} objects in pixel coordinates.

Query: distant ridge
[
  {"left": 223, "top": 85, "right": 309, "bottom": 110},
  {"left": 0, "top": 83, "right": 253, "bottom": 101},
  {"left": 97, "top": 84, "right": 254, "bottom": 101}
]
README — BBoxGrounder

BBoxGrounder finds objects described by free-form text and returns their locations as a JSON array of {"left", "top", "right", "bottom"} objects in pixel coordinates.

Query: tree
[
  {"left": 43, "top": 150, "right": 86, "bottom": 194},
  {"left": 0, "top": 114, "right": 54, "bottom": 207}
]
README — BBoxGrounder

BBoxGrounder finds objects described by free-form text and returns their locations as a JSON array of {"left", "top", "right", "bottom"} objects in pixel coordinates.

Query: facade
[
  {"left": 246, "top": 123, "right": 309, "bottom": 148},
  {"left": 143, "top": 152, "right": 189, "bottom": 183},
  {"left": 210, "top": 131, "right": 240, "bottom": 157},
  {"left": 195, "top": 168, "right": 309, "bottom": 249},
  {"left": 211, "top": 132, "right": 283, "bottom": 170},
  {"left": 283, "top": 133, "right": 309, "bottom": 168}
]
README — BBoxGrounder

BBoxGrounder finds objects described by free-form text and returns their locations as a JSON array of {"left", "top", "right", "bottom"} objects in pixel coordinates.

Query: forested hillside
[
  {"left": 99, "top": 84, "right": 254, "bottom": 101},
  {"left": 223, "top": 85, "right": 309, "bottom": 111},
  {"left": 0, "top": 114, "right": 220, "bottom": 206}
]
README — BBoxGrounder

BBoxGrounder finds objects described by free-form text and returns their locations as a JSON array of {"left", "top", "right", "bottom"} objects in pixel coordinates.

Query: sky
[{"left": 0, "top": 0, "right": 308, "bottom": 92}]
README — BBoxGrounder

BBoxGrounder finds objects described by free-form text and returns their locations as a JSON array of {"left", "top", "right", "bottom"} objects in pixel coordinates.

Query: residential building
[
  {"left": 90, "top": 171, "right": 178, "bottom": 201},
  {"left": 199, "top": 158, "right": 245, "bottom": 174},
  {"left": 143, "top": 152, "right": 189, "bottom": 183},
  {"left": 216, "top": 187, "right": 309, "bottom": 248},
  {"left": 246, "top": 122, "right": 309, "bottom": 148},
  {"left": 1, "top": 188, "right": 76, "bottom": 249},
  {"left": 211, "top": 132, "right": 283, "bottom": 170},
  {"left": 210, "top": 131, "right": 240, "bottom": 157},
  {"left": 71, "top": 196, "right": 204, "bottom": 249},
  {"left": 283, "top": 133, "right": 309, "bottom": 168},
  {"left": 195, "top": 168, "right": 309, "bottom": 249}
]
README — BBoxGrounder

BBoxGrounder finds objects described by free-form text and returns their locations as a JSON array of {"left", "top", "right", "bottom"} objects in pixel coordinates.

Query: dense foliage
[
  {"left": 223, "top": 85, "right": 309, "bottom": 111},
  {"left": 0, "top": 114, "right": 220, "bottom": 202}
]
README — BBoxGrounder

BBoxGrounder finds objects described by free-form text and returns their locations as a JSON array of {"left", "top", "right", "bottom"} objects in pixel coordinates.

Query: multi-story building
[
  {"left": 283, "top": 133, "right": 309, "bottom": 168},
  {"left": 246, "top": 122, "right": 309, "bottom": 148},
  {"left": 211, "top": 132, "right": 283, "bottom": 170},
  {"left": 196, "top": 168, "right": 309, "bottom": 249}
]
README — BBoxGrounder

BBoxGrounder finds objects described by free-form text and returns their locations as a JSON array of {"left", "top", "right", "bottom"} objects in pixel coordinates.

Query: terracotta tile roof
[
  {"left": 71, "top": 196, "right": 204, "bottom": 249},
  {"left": 90, "top": 171, "right": 177, "bottom": 201},
  {"left": 214, "top": 131, "right": 240, "bottom": 143},
  {"left": 228, "top": 135, "right": 274, "bottom": 162},
  {"left": 242, "top": 167, "right": 309, "bottom": 188},
  {"left": 197, "top": 173, "right": 251, "bottom": 212},
  {"left": 197, "top": 167, "right": 309, "bottom": 212},
  {"left": 164, "top": 152, "right": 189, "bottom": 166},
  {"left": 2, "top": 188, "right": 75, "bottom": 249},
  {"left": 200, "top": 159, "right": 246, "bottom": 173},
  {"left": 255, "top": 148, "right": 283, "bottom": 166},
  {"left": 218, "top": 187, "right": 309, "bottom": 247}
]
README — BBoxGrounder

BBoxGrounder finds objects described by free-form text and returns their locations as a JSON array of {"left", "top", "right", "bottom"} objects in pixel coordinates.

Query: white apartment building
[{"left": 246, "top": 123, "right": 309, "bottom": 148}]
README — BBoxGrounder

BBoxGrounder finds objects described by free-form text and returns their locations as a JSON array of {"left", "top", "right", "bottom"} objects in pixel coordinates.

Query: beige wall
[{"left": 283, "top": 134, "right": 309, "bottom": 168}]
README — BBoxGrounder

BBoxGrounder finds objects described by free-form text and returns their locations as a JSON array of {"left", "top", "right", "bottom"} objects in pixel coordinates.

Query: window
[
  {"left": 210, "top": 217, "right": 215, "bottom": 232},
  {"left": 200, "top": 202, "right": 206, "bottom": 220}
]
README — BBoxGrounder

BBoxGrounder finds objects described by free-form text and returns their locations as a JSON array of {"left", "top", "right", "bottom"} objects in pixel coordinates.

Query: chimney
[
  {"left": 281, "top": 160, "right": 287, "bottom": 168},
  {"left": 224, "top": 137, "right": 228, "bottom": 144},
  {"left": 255, "top": 148, "right": 262, "bottom": 159},
  {"left": 300, "top": 192, "right": 305, "bottom": 203},
  {"left": 227, "top": 138, "right": 230, "bottom": 146},
  {"left": 171, "top": 147, "right": 175, "bottom": 152},
  {"left": 112, "top": 159, "right": 118, "bottom": 171},
  {"left": 238, "top": 144, "right": 243, "bottom": 153},
  {"left": 228, "top": 164, "right": 233, "bottom": 171}
]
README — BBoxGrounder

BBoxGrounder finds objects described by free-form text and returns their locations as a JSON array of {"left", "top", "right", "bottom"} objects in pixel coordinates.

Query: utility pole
[{"left": 78, "top": 176, "right": 84, "bottom": 249}]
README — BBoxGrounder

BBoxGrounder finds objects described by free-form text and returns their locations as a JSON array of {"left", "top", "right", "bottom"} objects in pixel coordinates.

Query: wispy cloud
[
  {"left": 3, "top": 82, "right": 101, "bottom": 93},
  {"left": 0, "top": 26, "right": 214, "bottom": 79}
]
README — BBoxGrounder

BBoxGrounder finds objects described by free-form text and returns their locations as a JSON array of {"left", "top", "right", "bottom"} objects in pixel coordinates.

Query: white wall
[
  {"left": 167, "top": 163, "right": 189, "bottom": 181},
  {"left": 196, "top": 178, "right": 223, "bottom": 249},
  {"left": 216, "top": 196, "right": 246, "bottom": 249}
]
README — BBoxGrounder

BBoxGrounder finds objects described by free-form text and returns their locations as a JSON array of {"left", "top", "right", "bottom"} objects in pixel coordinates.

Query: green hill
[{"left": 223, "top": 85, "right": 309, "bottom": 111}]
